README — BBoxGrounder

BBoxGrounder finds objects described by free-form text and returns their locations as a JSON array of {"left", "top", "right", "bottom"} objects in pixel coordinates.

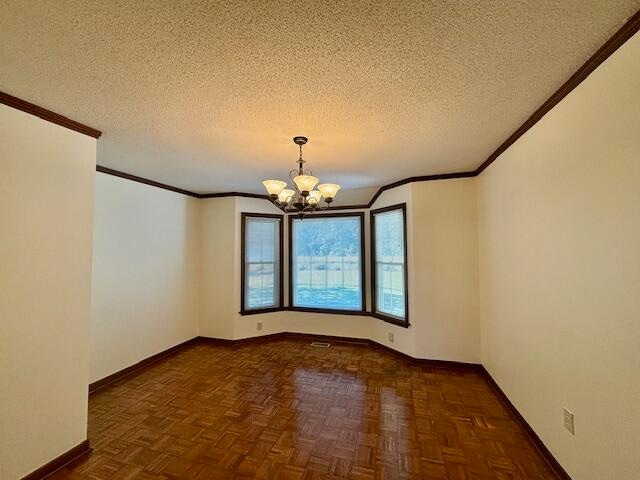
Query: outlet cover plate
[{"left": 563, "top": 408, "right": 575, "bottom": 435}]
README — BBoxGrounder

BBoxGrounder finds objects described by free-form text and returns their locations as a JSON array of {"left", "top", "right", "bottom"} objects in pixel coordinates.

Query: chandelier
[{"left": 262, "top": 136, "right": 341, "bottom": 214}]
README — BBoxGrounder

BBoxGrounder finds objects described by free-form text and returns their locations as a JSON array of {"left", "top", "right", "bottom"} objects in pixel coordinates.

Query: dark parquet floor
[{"left": 53, "top": 339, "right": 557, "bottom": 479}]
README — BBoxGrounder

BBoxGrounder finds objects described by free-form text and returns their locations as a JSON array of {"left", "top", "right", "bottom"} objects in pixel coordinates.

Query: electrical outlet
[
  {"left": 256, "top": 321, "right": 263, "bottom": 331},
  {"left": 563, "top": 408, "right": 575, "bottom": 435},
  {"left": 388, "top": 332, "right": 394, "bottom": 343}
]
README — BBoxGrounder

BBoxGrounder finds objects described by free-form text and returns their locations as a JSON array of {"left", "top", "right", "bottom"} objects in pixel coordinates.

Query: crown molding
[
  {"left": 95, "top": 165, "right": 479, "bottom": 205},
  {"left": 0, "top": 91, "right": 101, "bottom": 138},
  {"left": 96, "top": 166, "right": 273, "bottom": 200},
  {"left": 12, "top": 9, "right": 640, "bottom": 205},
  {"left": 367, "top": 171, "right": 477, "bottom": 207},
  {"left": 199, "top": 191, "right": 269, "bottom": 199},
  {"left": 94, "top": 8, "right": 640, "bottom": 207},
  {"left": 96, "top": 166, "right": 200, "bottom": 197},
  {"left": 474, "top": 8, "right": 640, "bottom": 175}
]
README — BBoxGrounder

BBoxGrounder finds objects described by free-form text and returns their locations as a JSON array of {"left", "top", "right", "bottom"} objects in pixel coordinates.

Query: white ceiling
[{"left": 1, "top": 1, "right": 638, "bottom": 194}]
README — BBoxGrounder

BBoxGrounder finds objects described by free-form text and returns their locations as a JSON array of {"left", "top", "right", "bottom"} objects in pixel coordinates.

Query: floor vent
[{"left": 310, "top": 341, "right": 331, "bottom": 348}]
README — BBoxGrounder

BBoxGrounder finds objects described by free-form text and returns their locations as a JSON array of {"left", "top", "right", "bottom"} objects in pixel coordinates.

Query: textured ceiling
[{"left": 1, "top": 1, "right": 638, "bottom": 194}]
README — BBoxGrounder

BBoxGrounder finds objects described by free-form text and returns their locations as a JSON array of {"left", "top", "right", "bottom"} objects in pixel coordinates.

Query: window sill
[
  {"left": 372, "top": 312, "right": 410, "bottom": 328},
  {"left": 239, "top": 308, "right": 409, "bottom": 325},
  {"left": 286, "top": 306, "right": 371, "bottom": 316},
  {"left": 239, "top": 307, "right": 285, "bottom": 316}
]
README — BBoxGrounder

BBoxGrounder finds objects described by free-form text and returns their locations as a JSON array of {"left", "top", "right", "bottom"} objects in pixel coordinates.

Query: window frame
[
  {"left": 288, "top": 211, "right": 367, "bottom": 316},
  {"left": 240, "top": 212, "right": 285, "bottom": 315},
  {"left": 370, "top": 203, "right": 409, "bottom": 327}
]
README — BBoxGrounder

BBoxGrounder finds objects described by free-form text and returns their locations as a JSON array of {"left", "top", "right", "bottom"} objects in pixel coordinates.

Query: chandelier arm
[
  {"left": 268, "top": 196, "right": 281, "bottom": 211},
  {"left": 261, "top": 136, "right": 340, "bottom": 217}
]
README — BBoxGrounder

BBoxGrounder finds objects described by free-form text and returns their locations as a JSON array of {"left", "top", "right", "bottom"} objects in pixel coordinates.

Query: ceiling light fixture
[{"left": 262, "top": 136, "right": 340, "bottom": 215}]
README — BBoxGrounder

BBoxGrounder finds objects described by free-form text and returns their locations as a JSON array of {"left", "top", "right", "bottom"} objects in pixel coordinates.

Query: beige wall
[
  {"left": 90, "top": 173, "right": 201, "bottom": 382},
  {"left": 0, "top": 105, "right": 96, "bottom": 479},
  {"left": 200, "top": 197, "right": 236, "bottom": 339},
  {"left": 477, "top": 31, "right": 640, "bottom": 479},
  {"left": 198, "top": 182, "right": 480, "bottom": 363},
  {"left": 94, "top": 175, "right": 479, "bottom": 374},
  {"left": 412, "top": 179, "right": 480, "bottom": 362}
]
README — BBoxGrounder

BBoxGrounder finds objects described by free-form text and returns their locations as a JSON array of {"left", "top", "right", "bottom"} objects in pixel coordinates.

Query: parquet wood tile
[{"left": 55, "top": 339, "right": 558, "bottom": 479}]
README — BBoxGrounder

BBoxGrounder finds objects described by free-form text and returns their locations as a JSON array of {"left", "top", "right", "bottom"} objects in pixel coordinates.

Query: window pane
[
  {"left": 291, "top": 215, "right": 363, "bottom": 310},
  {"left": 373, "top": 208, "right": 406, "bottom": 320},
  {"left": 247, "top": 263, "right": 276, "bottom": 308},
  {"left": 376, "top": 262, "right": 405, "bottom": 317},
  {"left": 244, "top": 216, "right": 280, "bottom": 310}
]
